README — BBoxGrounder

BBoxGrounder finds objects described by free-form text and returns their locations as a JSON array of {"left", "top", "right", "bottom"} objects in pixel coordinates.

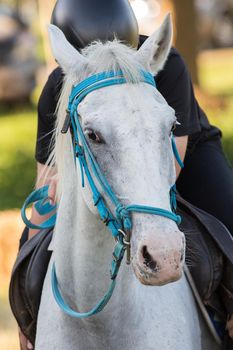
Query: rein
[{"left": 21, "top": 69, "right": 184, "bottom": 318}]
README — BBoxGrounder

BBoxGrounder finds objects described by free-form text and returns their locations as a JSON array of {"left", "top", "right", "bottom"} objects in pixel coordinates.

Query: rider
[{"left": 19, "top": 0, "right": 233, "bottom": 348}]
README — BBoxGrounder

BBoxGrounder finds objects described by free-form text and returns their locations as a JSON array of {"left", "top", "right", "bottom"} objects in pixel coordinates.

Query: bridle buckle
[{"left": 118, "top": 229, "right": 131, "bottom": 265}]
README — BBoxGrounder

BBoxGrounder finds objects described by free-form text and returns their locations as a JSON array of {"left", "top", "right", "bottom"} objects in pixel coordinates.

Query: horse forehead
[{"left": 78, "top": 83, "right": 168, "bottom": 121}]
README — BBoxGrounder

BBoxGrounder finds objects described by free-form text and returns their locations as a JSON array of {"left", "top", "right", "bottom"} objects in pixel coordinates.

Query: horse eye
[{"left": 86, "top": 129, "right": 102, "bottom": 143}]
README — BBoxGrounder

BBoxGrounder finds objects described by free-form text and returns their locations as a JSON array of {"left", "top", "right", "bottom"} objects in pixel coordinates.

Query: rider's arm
[
  {"left": 28, "top": 162, "right": 57, "bottom": 239},
  {"left": 28, "top": 69, "right": 62, "bottom": 240},
  {"left": 175, "top": 135, "right": 188, "bottom": 179},
  {"left": 154, "top": 47, "right": 202, "bottom": 181}
]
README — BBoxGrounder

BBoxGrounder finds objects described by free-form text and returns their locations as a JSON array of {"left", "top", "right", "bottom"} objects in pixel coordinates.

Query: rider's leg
[
  {"left": 176, "top": 135, "right": 233, "bottom": 235},
  {"left": 176, "top": 134, "right": 233, "bottom": 340}
]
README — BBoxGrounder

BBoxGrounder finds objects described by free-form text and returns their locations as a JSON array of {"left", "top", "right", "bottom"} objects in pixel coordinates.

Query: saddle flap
[
  {"left": 177, "top": 195, "right": 233, "bottom": 266},
  {"left": 177, "top": 198, "right": 223, "bottom": 302},
  {"left": 9, "top": 228, "right": 53, "bottom": 345},
  {"left": 25, "top": 231, "right": 52, "bottom": 316}
]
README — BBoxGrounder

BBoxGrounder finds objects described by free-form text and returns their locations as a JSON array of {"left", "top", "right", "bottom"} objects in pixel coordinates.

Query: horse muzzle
[{"left": 132, "top": 231, "right": 185, "bottom": 286}]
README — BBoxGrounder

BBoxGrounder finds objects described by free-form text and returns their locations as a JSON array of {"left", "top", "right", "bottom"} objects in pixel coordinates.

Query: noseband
[{"left": 22, "top": 69, "right": 184, "bottom": 318}]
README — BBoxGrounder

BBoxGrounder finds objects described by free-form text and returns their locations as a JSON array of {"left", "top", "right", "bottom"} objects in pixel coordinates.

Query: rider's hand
[
  {"left": 28, "top": 163, "right": 57, "bottom": 240},
  {"left": 19, "top": 328, "right": 33, "bottom": 350},
  {"left": 48, "top": 176, "right": 57, "bottom": 206}
]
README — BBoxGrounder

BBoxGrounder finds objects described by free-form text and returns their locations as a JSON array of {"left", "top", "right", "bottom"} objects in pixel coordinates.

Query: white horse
[{"left": 36, "top": 15, "right": 221, "bottom": 350}]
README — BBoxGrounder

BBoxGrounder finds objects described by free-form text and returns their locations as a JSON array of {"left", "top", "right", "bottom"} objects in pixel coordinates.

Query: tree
[
  {"left": 36, "top": 0, "right": 56, "bottom": 73},
  {"left": 173, "top": 0, "right": 199, "bottom": 85}
]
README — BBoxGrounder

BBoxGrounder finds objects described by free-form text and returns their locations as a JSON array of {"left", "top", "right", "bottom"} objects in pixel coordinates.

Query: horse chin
[{"left": 132, "top": 260, "right": 183, "bottom": 286}]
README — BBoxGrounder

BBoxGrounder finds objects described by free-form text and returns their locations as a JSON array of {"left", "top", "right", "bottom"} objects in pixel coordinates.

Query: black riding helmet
[{"left": 51, "top": 0, "right": 139, "bottom": 50}]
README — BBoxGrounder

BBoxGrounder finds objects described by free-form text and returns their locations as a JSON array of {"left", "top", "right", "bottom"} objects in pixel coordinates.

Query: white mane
[{"left": 48, "top": 40, "right": 145, "bottom": 197}]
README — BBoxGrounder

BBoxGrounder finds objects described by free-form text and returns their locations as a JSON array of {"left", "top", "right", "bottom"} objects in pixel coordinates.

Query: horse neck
[{"left": 49, "top": 164, "right": 206, "bottom": 349}]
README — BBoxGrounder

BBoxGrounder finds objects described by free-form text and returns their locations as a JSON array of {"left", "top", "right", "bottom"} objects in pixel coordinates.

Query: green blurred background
[
  {"left": 0, "top": 0, "right": 233, "bottom": 349},
  {"left": 1, "top": 0, "right": 233, "bottom": 210}
]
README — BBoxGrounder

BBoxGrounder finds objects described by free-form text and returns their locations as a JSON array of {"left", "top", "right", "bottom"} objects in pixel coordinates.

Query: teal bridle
[{"left": 22, "top": 69, "right": 184, "bottom": 318}]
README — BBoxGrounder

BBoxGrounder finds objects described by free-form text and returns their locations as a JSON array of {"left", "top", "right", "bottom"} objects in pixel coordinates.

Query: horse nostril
[{"left": 142, "top": 246, "right": 159, "bottom": 271}]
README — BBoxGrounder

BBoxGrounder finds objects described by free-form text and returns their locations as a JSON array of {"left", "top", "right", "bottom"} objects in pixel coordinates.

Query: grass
[
  {"left": 198, "top": 49, "right": 233, "bottom": 165},
  {"left": 0, "top": 106, "right": 37, "bottom": 210},
  {"left": 199, "top": 49, "right": 233, "bottom": 96}
]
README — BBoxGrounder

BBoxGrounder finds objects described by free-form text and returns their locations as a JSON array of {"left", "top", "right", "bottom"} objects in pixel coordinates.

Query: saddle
[
  {"left": 9, "top": 196, "right": 233, "bottom": 346},
  {"left": 9, "top": 227, "right": 53, "bottom": 345}
]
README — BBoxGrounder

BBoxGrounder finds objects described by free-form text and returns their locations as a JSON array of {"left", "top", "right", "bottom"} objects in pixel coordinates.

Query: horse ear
[
  {"left": 48, "top": 24, "right": 88, "bottom": 72},
  {"left": 135, "top": 14, "right": 172, "bottom": 75}
]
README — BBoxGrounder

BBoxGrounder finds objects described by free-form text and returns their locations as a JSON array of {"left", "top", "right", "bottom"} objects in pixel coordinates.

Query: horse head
[{"left": 48, "top": 14, "right": 185, "bottom": 287}]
